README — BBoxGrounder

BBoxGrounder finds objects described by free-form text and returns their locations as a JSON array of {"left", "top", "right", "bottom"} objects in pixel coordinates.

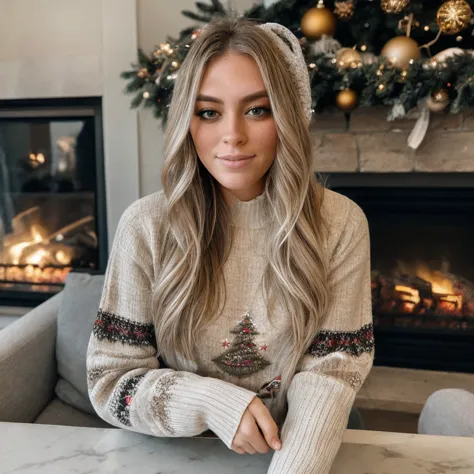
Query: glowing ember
[{"left": 0, "top": 264, "right": 71, "bottom": 285}]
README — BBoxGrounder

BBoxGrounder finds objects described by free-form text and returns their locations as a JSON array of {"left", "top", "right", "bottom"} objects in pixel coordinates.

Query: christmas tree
[
  {"left": 212, "top": 311, "right": 271, "bottom": 377},
  {"left": 121, "top": 0, "right": 474, "bottom": 127}
]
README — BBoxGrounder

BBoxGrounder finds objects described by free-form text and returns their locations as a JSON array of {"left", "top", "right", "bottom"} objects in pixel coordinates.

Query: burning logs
[
  {"left": 0, "top": 213, "right": 97, "bottom": 289},
  {"left": 372, "top": 269, "right": 474, "bottom": 324}
]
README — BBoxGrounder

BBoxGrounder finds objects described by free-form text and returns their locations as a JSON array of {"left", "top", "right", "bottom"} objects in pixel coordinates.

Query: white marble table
[{"left": 2, "top": 422, "right": 474, "bottom": 473}]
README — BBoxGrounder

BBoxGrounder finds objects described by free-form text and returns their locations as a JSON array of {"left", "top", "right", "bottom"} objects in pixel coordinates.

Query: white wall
[
  {"left": 137, "top": 0, "right": 260, "bottom": 197},
  {"left": 0, "top": 0, "right": 103, "bottom": 97}
]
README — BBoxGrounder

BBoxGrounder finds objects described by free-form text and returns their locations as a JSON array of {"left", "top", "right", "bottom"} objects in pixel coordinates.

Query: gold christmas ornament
[
  {"left": 137, "top": 68, "right": 149, "bottom": 79},
  {"left": 381, "top": 36, "right": 421, "bottom": 69},
  {"left": 426, "top": 88, "right": 450, "bottom": 112},
  {"left": 336, "top": 88, "right": 358, "bottom": 112},
  {"left": 301, "top": 1, "right": 337, "bottom": 40},
  {"left": 437, "top": 0, "right": 472, "bottom": 35},
  {"left": 334, "top": 1, "right": 354, "bottom": 20},
  {"left": 381, "top": 0, "right": 410, "bottom": 14},
  {"left": 336, "top": 48, "right": 362, "bottom": 68}
]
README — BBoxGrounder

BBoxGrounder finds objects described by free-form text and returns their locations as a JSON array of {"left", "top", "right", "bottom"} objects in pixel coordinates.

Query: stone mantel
[{"left": 311, "top": 106, "right": 474, "bottom": 173}]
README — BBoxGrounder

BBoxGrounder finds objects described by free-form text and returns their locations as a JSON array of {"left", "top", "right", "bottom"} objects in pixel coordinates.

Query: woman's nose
[{"left": 222, "top": 115, "right": 247, "bottom": 146}]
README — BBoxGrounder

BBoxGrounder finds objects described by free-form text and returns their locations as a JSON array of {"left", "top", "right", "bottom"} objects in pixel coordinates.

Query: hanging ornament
[
  {"left": 137, "top": 68, "right": 149, "bottom": 79},
  {"left": 334, "top": 1, "right": 354, "bottom": 20},
  {"left": 381, "top": 0, "right": 410, "bottom": 14},
  {"left": 336, "top": 89, "right": 358, "bottom": 112},
  {"left": 437, "top": 0, "right": 472, "bottom": 35},
  {"left": 381, "top": 36, "right": 420, "bottom": 69},
  {"left": 336, "top": 48, "right": 362, "bottom": 68},
  {"left": 426, "top": 88, "right": 450, "bottom": 112},
  {"left": 301, "top": 0, "right": 337, "bottom": 40},
  {"left": 382, "top": 13, "right": 420, "bottom": 69}
]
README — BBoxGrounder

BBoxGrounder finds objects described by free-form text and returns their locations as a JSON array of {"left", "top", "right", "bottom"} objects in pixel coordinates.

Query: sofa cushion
[
  {"left": 35, "top": 396, "right": 115, "bottom": 429},
  {"left": 55, "top": 271, "right": 105, "bottom": 415}
]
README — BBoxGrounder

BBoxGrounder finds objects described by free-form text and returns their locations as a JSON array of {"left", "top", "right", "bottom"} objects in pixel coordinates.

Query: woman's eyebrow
[{"left": 195, "top": 90, "right": 268, "bottom": 104}]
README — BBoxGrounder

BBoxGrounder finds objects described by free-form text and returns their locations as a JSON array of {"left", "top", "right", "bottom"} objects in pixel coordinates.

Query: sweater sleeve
[
  {"left": 267, "top": 200, "right": 375, "bottom": 474},
  {"left": 86, "top": 198, "right": 256, "bottom": 449}
]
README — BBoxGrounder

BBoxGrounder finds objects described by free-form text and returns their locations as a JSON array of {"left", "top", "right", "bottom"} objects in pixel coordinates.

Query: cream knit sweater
[{"left": 86, "top": 187, "right": 374, "bottom": 474}]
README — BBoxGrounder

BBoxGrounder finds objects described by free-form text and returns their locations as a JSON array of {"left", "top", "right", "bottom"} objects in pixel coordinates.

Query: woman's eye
[
  {"left": 247, "top": 106, "right": 271, "bottom": 117},
  {"left": 197, "top": 109, "right": 218, "bottom": 120}
]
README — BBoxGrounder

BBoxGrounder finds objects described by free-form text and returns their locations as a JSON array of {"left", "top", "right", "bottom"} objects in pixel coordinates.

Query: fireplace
[
  {"left": 326, "top": 172, "right": 474, "bottom": 373},
  {"left": 0, "top": 98, "right": 108, "bottom": 306}
]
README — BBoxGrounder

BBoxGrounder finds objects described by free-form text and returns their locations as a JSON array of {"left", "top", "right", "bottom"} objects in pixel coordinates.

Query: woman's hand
[{"left": 231, "top": 397, "right": 282, "bottom": 455}]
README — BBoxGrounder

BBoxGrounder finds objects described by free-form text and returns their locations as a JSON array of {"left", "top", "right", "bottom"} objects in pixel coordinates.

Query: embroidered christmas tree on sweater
[{"left": 212, "top": 311, "right": 270, "bottom": 377}]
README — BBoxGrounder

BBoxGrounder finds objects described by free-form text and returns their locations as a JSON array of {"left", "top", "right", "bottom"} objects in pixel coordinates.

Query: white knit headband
[{"left": 257, "top": 23, "right": 313, "bottom": 125}]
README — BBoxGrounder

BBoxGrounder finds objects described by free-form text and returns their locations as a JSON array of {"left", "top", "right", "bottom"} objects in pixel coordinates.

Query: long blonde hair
[{"left": 155, "top": 14, "right": 330, "bottom": 417}]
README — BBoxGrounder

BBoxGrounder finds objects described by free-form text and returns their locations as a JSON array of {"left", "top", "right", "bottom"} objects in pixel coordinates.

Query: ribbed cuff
[
  {"left": 197, "top": 377, "right": 257, "bottom": 449},
  {"left": 267, "top": 372, "right": 355, "bottom": 474},
  {"left": 127, "top": 371, "right": 256, "bottom": 440}
]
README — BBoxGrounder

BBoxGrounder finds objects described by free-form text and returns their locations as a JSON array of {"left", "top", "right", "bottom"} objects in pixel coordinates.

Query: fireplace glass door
[{"left": 0, "top": 98, "right": 107, "bottom": 306}]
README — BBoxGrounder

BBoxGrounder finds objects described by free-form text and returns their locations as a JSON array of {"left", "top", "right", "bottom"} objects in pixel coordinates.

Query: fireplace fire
[
  {"left": 0, "top": 212, "right": 98, "bottom": 290},
  {"left": 372, "top": 262, "right": 474, "bottom": 330}
]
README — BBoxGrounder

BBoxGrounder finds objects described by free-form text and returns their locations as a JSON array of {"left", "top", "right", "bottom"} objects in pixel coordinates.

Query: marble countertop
[{"left": 2, "top": 422, "right": 474, "bottom": 473}]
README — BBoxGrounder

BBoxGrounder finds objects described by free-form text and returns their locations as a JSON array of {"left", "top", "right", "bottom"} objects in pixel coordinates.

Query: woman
[{"left": 86, "top": 15, "right": 374, "bottom": 474}]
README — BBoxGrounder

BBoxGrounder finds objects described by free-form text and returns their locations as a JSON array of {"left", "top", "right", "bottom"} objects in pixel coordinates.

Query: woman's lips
[{"left": 217, "top": 155, "right": 255, "bottom": 168}]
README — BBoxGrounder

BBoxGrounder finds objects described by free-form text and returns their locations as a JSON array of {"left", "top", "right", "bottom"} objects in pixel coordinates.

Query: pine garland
[{"left": 121, "top": 0, "right": 474, "bottom": 128}]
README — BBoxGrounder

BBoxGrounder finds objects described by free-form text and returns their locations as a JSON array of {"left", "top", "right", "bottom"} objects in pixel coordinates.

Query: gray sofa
[{"left": 0, "top": 272, "right": 113, "bottom": 428}]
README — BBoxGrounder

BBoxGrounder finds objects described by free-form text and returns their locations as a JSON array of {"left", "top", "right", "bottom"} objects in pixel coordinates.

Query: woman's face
[{"left": 190, "top": 52, "right": 278, "bottom": 204}]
